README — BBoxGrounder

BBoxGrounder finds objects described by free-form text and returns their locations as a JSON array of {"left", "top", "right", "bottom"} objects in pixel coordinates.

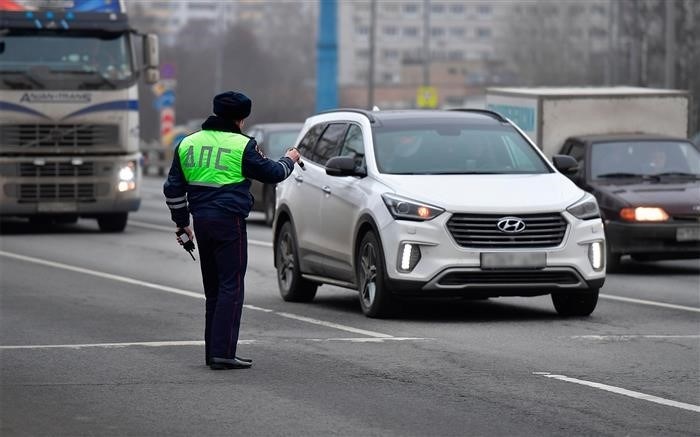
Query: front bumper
[
  {"left": 379, "top": 211, "right": 606, "bottom": 296},
  {"left": 605, "top": 220, "right": 700, "bottom": 258},
  {"left": 0, "top": 154, "right": 142, "bottom": 216}
]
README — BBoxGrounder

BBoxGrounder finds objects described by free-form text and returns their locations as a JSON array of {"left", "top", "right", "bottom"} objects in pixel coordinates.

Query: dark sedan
[
  {"left": 246, "top": 123, "right": 303, "bottom": 225},
  {"left": 559, "top": 134, "right": 700, "bottom": 271}
]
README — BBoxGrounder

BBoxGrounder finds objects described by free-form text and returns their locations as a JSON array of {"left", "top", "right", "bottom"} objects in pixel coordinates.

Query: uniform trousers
[{"left": 193, "top": 216, "right": 248, "bottom": 362}]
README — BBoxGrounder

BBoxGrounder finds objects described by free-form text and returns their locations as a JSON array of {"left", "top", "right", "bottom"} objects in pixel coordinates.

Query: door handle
[
  {"left": 322, "top": 186, "right": 331, "bottom": 194},
  {"left": 294, "top": 175, "right": 304, "bottom": 183}
]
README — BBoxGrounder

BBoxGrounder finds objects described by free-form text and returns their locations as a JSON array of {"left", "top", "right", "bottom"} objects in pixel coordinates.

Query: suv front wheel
[
  {"left": 551, "top": 289, "right": 599, "bottom": 316},
  {"left": 357, "top": 231, "right": 395, "bottom": 318},
  {"left": 275, "top": 221, "right": 318, "bottom": 302}
]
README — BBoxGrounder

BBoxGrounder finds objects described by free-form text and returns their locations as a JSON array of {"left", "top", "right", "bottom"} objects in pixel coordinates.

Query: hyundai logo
[{"left": 496, "top": 217, "right": 526, "bottom": 233}]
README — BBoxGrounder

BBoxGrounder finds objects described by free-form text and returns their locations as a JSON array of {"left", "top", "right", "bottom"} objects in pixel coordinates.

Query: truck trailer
[
  {"left": 0, "top": 0, "right": 159, "bottom": 231},
  {"left": 485, "top": 87, "right": 690, "bottom": 157}
]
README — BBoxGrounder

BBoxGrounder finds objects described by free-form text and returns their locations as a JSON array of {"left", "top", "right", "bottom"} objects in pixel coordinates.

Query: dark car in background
[
  {"left": 246, "top": 123, "right": 304, "bottom": 225},
  {"left": 559, "top": 134, "right": 700, "bottom": 271}
]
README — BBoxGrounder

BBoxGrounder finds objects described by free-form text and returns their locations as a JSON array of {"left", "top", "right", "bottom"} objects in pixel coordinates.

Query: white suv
[{"left": 273, "top": 109, "right": 606, "bottom": 318}]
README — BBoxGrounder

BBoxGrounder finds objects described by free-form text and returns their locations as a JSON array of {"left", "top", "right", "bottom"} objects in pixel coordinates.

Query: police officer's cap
[{"left": 213, "top": 91, "right": 252, "bottom": 120}]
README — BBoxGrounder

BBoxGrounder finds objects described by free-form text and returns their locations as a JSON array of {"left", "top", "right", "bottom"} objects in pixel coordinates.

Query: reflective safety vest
[{"left": 178, "top": 130, "right": 248, "bottom": 187}]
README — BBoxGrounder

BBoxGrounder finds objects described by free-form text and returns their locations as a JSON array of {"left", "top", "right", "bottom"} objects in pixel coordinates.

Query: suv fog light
[
  {"left": 398, "top": 243, "right": 421, "bottom": 272},
  {"left": 588, "top": 240, "right": 604, "bottom": 271}
]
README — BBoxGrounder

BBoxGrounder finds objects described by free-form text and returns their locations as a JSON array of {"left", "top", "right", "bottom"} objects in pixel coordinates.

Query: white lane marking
[
  {"left": 0, "top": 250, "right": 205, "bottom": 300},
  {"left": 0, "top": 251, "right": 396, "bottom": 339},
  {"left": 533, "top": 372, "right": 700, "bottom": 413},
  {"left": 306, "top": 337, "right": 427, "bottom": 343},
  {"left": 128, "top": 220, "right": 273, "bottom": 248},
  {"left": 273, "top": 311, "right": 394, "bottom": 338},
  {"left": 600, "top": 293, "right": 700, "bottom": 313},
  {"left": 572, "top": 334, "right": 700, "bottom": 340},
  {"left": 1, "top": 338, "right": 426, "bottom": 350}
]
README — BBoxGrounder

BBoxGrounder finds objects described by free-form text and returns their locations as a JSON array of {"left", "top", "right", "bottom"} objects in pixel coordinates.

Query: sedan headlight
[
  {"left": 620, "top": 207, "right": 669, "bottom": 222},
  {"left": 567, "top": 193, "right": 600, "bottom": 220},
  {"left": 381, "top": 193, "right": 444, "bottom": 221}
]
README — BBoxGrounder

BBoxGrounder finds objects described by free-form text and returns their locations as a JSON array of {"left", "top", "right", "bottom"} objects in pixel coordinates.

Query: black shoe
[
  {"left": 210, "top": 357, "right": 253, "bottom": 370},
  {"left": 206, "top": 356, "right": 251, "bottom": 365}
]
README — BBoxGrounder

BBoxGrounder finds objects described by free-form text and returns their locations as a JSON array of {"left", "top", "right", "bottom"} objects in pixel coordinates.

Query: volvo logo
[{"left": 496, "top": 216, "right": 526, "bottom": 233}]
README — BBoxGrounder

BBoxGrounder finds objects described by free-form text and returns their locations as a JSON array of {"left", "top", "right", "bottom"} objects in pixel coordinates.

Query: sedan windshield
[
  {"left": 372, "top": 120, "right": 550, "bottom": 174},
  {"left": 0, "top": 33, "right": 134, "bottom": 90},
  {"left": 591, "top": 141, "right": 700, "bottom": 179}
]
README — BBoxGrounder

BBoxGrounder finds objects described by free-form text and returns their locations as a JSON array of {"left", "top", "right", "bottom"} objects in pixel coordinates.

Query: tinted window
[
  {"left": 313, "top": 123, "right": 347, "bottom": 165},
  {"left": 591, "top": 141, "right": 700, "bottom": 178},
  {"left": 297, "top": 124, "right": 325, "bottom": 158},
  {"left": 372, "top": 120, "right": 550, "bottom": 174},
  {"left": 340, "top": 124, "right": 366, "bottom": 168}
]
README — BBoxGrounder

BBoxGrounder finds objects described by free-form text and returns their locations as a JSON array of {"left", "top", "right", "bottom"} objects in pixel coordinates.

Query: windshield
[
  {"left": 266, "top": 130, "right": 302, "bottom": 159},
  {"left": 591, "top": 141, "right": 700, "bottom": 179},
  {"left": 372, "top": 120, "right": 550, "bottom": 174},
  {"left": 0, "top": 33, "right": 135, "bottom": 90}
]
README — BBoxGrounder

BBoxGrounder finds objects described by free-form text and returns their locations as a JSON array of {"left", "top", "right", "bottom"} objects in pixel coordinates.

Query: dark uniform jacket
[{"left": 163, "top": 115, "right": 295, "bottom": 227}]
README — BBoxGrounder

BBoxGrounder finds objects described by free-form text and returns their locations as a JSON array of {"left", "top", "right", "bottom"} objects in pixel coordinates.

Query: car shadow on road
[
  {"left": 0, "top": 218, "right": 100, "bottom": 235},
  {"left": 311, "top": 292, "right": 558, "bottom": 323}
]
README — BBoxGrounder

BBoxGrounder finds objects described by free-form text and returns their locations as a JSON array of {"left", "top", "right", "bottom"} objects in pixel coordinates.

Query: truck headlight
[
  {"left": 382, "top": 193, "right": 444, "bottom": 221},
  {"left": 567, "top": 193, "right": 600, "bottom": 220},
  {"left": 619, "top": 207, "right": 669, "bottom": 222},
  {"left": 118, "top": 161, "right": 137, "bottom": 192}
]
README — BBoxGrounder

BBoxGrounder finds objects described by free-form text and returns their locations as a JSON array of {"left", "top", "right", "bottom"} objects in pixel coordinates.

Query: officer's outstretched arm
[{"left": 242, "top": 139, "right": 295, "bottom": 183}]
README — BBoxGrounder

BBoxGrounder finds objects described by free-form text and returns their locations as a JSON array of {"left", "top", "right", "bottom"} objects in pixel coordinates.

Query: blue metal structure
[{"left": 316, "top": 0, "right": 338, "bottom": 113}]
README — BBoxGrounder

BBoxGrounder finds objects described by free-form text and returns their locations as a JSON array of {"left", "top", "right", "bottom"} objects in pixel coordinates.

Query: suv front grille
[
  {"left": 19, "top": 162, "right": 95, "bottom": 177},
  {"left": 447, "top": 213, "right": 567, "bottom": 248},
  {"left": 0, "top": 124, "right": 118, "bottom": 149},
  {"left": 19, "top": 183, "right": 96, "bottom": 202}
]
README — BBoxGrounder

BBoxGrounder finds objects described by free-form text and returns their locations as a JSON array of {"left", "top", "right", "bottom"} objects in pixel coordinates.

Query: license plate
[
  {"left": 480, "top": 252, "right": 546, "bottom": 269},
  {"left": 676, "top": 227, "right": 700, "bottom": 242},
  {"left": 37, "top": 203, "right": 77, "bottom": 213}
]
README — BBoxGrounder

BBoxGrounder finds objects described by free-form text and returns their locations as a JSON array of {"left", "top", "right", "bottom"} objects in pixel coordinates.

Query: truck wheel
[
  {"left": 263, "top": 186, "right": 275, "bottom": 227},
  {"left": 356, "top": 231, "right": 395, "bottom": 318},
  {"left": 275, "top": 221, "right": 317, "bottom": 302},
  {"left": 97, "top": 213, "right": 128, "bottom": 232},
  {"left": 551, "top": 289, "right": 599, "bottom": 317}
]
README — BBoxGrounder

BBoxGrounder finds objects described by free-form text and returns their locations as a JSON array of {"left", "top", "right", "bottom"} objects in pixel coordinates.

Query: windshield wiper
[
  {"left": 0, "top": 70, "right": 45, "bottom": 89},
  {"left": 54, "top": 69, "right": 118, "bottom": 89},
  {"left": 651, "top": 172, "right": 700, "bottom": 180},
  {"left": 597, "top": 172, "right": 646, "bottom": 178}
]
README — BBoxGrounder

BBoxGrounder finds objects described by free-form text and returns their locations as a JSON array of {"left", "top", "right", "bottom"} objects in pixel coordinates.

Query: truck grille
[
  {"left": 0, "top": 124, "right": 118, "bottom": 149},
  {"left": 19, "top": 162, "right": 95, "bottom": 177},
  {"left": 19, "top": 183, "right": 96, "bottom": 202},
  {"left": 447, "top": 213, "right": 567, "bottom": 248}
]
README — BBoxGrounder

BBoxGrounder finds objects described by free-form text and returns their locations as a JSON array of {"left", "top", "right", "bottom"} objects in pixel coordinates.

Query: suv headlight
[
  {"left": 567, "top": 193, "right": 600, "bottom": 220},
  {"left": 381, "top": 193, "right": 444, "bottom": 221}
]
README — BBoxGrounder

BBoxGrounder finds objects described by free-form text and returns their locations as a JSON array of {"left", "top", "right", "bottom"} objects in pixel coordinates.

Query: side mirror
[
  {"left": 552, "top": 154, "right": 578, "bottom": 175},
  {"left": 326, "top": 156, "right": 366, "bottom": 177},
  {"left": 142, "top": 34, "right": 160, "bottom": 84}
]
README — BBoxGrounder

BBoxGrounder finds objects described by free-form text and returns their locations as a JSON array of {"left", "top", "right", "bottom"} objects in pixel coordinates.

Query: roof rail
[
  {"left": 317, "top": 108, "right": 376, "bottom": 123},
  {"left": 448, "top": 108, "right": 507, "bottom": 123}
]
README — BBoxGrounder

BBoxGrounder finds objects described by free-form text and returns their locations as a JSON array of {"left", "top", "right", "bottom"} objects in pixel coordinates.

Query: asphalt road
[{"left": 1, "top": 177, "right": 698, "bottom": 436}]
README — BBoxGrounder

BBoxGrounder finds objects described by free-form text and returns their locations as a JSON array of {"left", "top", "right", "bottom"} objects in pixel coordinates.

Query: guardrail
[{"left": 140, "top": 141, "right": 172, "bottom": 176}]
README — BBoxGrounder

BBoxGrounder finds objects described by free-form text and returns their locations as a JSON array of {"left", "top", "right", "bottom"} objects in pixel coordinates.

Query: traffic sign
[{"left": 416, "top": 86, "right": 438, "bottom": 109}]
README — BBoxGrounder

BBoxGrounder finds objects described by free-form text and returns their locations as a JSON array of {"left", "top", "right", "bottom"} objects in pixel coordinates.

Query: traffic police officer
[{"left": 163, "top": 91, "right": 300, "bottom": 370}]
